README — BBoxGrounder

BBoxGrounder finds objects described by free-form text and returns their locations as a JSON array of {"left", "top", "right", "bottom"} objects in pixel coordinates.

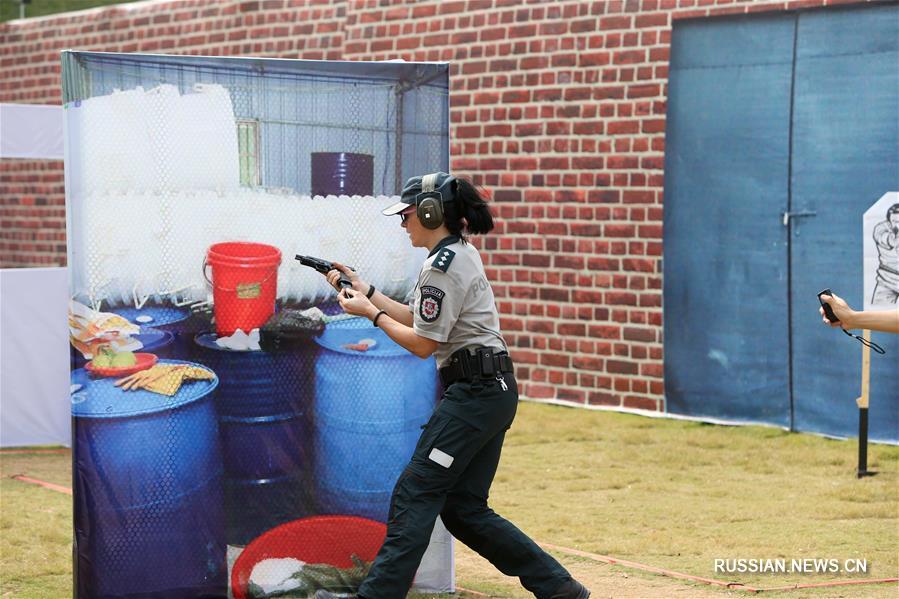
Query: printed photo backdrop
[{"left": 62, "top": 51, "right": 452, "bottom": 599}]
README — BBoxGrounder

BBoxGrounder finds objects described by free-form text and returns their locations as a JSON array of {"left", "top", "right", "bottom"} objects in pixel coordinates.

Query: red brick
[
  {"left": 600, "top": 15, "right": 632, "bottom": 30},
  {"left": 573, "top": 356, "right": 604, "bottom": 371},
  {"left": 526, "top": 384, "right": 555, "bottom": 399},
  {"left": 642, "top": 118, "right": 667, "bottom": 133},
  {"left": 539, "top": 287, "right": 569, "bottom": 302},
  {"left": 635, "top": 13, "right": 670, "bottom": 28},
  {"left": 623, "top": 258, "right": 657, "bottom": 273},
  {"left": 571, "top": 18, "right": 598, "bottom": 33},
  {"left": 613, "top": 49, "right": 646, "bottom": 64},
  {"left": 555, "top": 255, "right": 585, "bottom": 270},
  {"left": 571, "top": 223, "right": 602, "bottom": 236},
  {"left": 606, "top": 360, "right": 638, "bottom": 375},
  {"left": 606, "top": 292, "right": 638, "bottom": 306},
  {"left": 588, "top": 392, "right": 619, "bottom": 406},
  {"left": 580, "top": 52, "right": 610, "bottom": 67},
  {"left": 509, "top": 24, "right": 538, "bottom": 38},
  {"left": 557, "top": 389, "right": 586, "bottom": 403},
  {"left": 455, "top": 125, "right": 481, "bottom": 138},
  {"left": 608, "top": 120, "right": 640, "bottom": 135},
  {"left": 568, "top": 122, "right": 601, "bottom": 136},
  {"left": 541, "top": 353, "right": 571, "bottom": 367},
  {"left": 502, "top": 89, "right": 531, "bottom": 103},
  {"left": 623, "top": 396, "right": 660, "bottom": 411},
  {"left": 641, "top": 363, "right": 664, "bottom": 378},
  {"left": 623, "top": 190, "right": 655, "bottom": 204},
  {"left": 558, "top": 322, "right": 586, "bottom": 336},
  {"left": 628, "top": 83, "right": 661, "bottom": 98},
  {"left": 623, "top": 327, "right": 656, "bottom": 342}
]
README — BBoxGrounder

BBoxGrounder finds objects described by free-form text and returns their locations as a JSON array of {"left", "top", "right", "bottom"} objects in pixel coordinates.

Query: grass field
[{"left": 2, "top": 402, "right": 897, "bottom": 598}]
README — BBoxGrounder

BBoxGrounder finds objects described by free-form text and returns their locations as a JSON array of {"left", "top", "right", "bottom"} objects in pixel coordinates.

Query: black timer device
[{"left": 817, "top": 288, "right": 840, "bottom": 323}]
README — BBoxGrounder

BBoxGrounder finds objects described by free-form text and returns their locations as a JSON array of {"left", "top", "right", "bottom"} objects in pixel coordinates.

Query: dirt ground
[
  {"left": 454, "top": 544, "right": 733, "bottom": 598},
  {"left": 451, "top": 544, "right": 898, "bottom": 598}
]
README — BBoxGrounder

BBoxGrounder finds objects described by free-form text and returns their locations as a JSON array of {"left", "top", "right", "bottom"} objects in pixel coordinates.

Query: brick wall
[
  {"left": 0, "top": 0, "right": 876, "bottom": 408},
  {"left": 0, "top": 159, "right": 66, "bottom": 265}
]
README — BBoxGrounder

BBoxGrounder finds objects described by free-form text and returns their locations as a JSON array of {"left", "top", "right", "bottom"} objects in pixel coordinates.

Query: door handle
[{"left": 782, "top": 211, "right": 817, "bottom": 226}]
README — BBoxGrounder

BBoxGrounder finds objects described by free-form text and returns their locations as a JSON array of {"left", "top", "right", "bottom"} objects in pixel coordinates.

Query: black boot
[{"left": 550, "top": 578, "right": 591, "bottom": 599}]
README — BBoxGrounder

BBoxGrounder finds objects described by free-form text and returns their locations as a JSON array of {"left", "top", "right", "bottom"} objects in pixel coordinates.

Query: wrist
[
  {"left": 372, "top": 309, "right": 388, "bottom": 328},
  {"left": 366, "top": 306, "right": 381, "bottom": 321}
]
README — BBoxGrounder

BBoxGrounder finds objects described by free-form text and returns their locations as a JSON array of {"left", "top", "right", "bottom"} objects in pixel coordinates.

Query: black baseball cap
[{"left": 382, "top": 172, "right": 456, "bottom": 216}]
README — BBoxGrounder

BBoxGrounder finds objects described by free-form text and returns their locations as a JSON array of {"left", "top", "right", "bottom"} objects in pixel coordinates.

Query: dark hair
[
  {"left": 446, "top": 177, "right": 494, "bottom": 238},
  {"left": 888, "top": 203, "right": 899, "bottom": 218}
]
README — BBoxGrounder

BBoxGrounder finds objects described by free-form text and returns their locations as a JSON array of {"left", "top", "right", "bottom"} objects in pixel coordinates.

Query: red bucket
[{"left": 205, "top": 242, "right": 281, "bottom": 336}]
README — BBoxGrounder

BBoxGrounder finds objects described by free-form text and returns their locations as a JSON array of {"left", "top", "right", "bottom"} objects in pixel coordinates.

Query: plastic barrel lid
[
  {"left": 114, "top": 305, "right": 190, "bottom": 327},
  {"left": 314, "top": 317, "right": 407, "bottom": 357},
  {"left": 71, "top": 360, "right": 218, "bottom": 418},
  {"left": 135, "top": 327, "right": 175, "bottom": 352}
]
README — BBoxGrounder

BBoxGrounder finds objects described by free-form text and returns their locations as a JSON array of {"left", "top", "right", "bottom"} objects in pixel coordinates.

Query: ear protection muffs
[{"left": 415, "top": 173, "right": 456, "bottom": 230}]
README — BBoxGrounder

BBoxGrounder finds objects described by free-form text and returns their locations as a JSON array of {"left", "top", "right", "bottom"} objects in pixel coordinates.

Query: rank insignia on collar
[{"left": 431, "top": 248, "right": 455, "bottom": 273}]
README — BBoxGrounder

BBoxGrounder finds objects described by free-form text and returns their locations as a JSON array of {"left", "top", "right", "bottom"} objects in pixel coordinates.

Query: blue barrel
[
  {"left": 192, "top": 332, "right": 316, "bottom": 545},
  {"left": 134, "top": 327, "right": 176, "bottom": 357},
  {"left": 310, "top": 152, "right": 374, "bottom": 196},
  {"left": 314, "top": 317, "right": 437, "bottom": 522},
  {"left": 114, "top": 304, "right": 196, "bottom": 360},
  {"left": 72, "top": 360, "right": 225, "bottom": 599}
]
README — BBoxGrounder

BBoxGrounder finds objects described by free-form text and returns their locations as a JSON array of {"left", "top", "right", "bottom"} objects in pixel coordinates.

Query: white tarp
[
  {"left": 0, "top": 267, "right": 71, "bottom": 447},
  {"left": 0, "top": 103, "right": 64, "bottom": 159}
]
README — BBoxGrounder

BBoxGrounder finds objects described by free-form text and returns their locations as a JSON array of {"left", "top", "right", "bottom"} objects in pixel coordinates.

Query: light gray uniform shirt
[{"left": 409, "top": 236, "right": 507, "bottom": 368}]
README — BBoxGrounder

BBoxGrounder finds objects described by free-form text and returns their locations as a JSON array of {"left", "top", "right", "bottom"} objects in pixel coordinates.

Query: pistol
[{"left": 295, "top": 255, "right": 355, "bottom": 290}]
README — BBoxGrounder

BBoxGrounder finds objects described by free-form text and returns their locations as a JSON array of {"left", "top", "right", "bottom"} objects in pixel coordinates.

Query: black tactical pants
[{"left": 357, "top": 374, "right": 572, "bottom": 599}]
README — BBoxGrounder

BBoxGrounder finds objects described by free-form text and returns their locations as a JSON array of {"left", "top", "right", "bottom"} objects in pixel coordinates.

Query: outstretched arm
[{"left": 820, "top": 292, "right": 899, "bottom": 334}]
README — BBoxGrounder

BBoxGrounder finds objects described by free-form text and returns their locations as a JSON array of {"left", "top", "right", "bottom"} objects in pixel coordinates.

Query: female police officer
[{"left": 316, "top": 173, "right": 590, "bottom": 599}]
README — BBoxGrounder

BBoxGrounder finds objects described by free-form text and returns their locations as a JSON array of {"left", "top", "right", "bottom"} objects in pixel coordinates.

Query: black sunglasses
[{"left": 400, "top": 209, "right": 415, "bottom": 223}]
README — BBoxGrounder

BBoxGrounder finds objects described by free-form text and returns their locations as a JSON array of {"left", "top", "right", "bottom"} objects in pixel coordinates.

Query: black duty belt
[{"left": 439, "top": 346, "right": 514, "bottom": 387}]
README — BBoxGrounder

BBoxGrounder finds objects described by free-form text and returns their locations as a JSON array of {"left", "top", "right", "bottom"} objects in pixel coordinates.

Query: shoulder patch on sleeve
[
  {"left": 419, "top": 285, "right": 445, "bottom": 322},
  {"left": 430, "top": 248, "right": 456, "bottom": 273}
]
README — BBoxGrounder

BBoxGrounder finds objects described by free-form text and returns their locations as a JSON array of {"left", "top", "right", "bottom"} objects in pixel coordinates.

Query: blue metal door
[
  {"left": 664, "top": 5, "right": 899, "bottom": 440},
  {"left": 789, "top": 5, "right": 899, "bottom": 441},
  {"left": 663, "top": 14, "right": 795, "bottom": 425}
]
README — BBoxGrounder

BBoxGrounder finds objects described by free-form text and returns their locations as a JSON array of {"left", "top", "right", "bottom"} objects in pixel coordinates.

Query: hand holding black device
[{"left": 817, "top": 288, "right": 885, "bottom": 354}]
